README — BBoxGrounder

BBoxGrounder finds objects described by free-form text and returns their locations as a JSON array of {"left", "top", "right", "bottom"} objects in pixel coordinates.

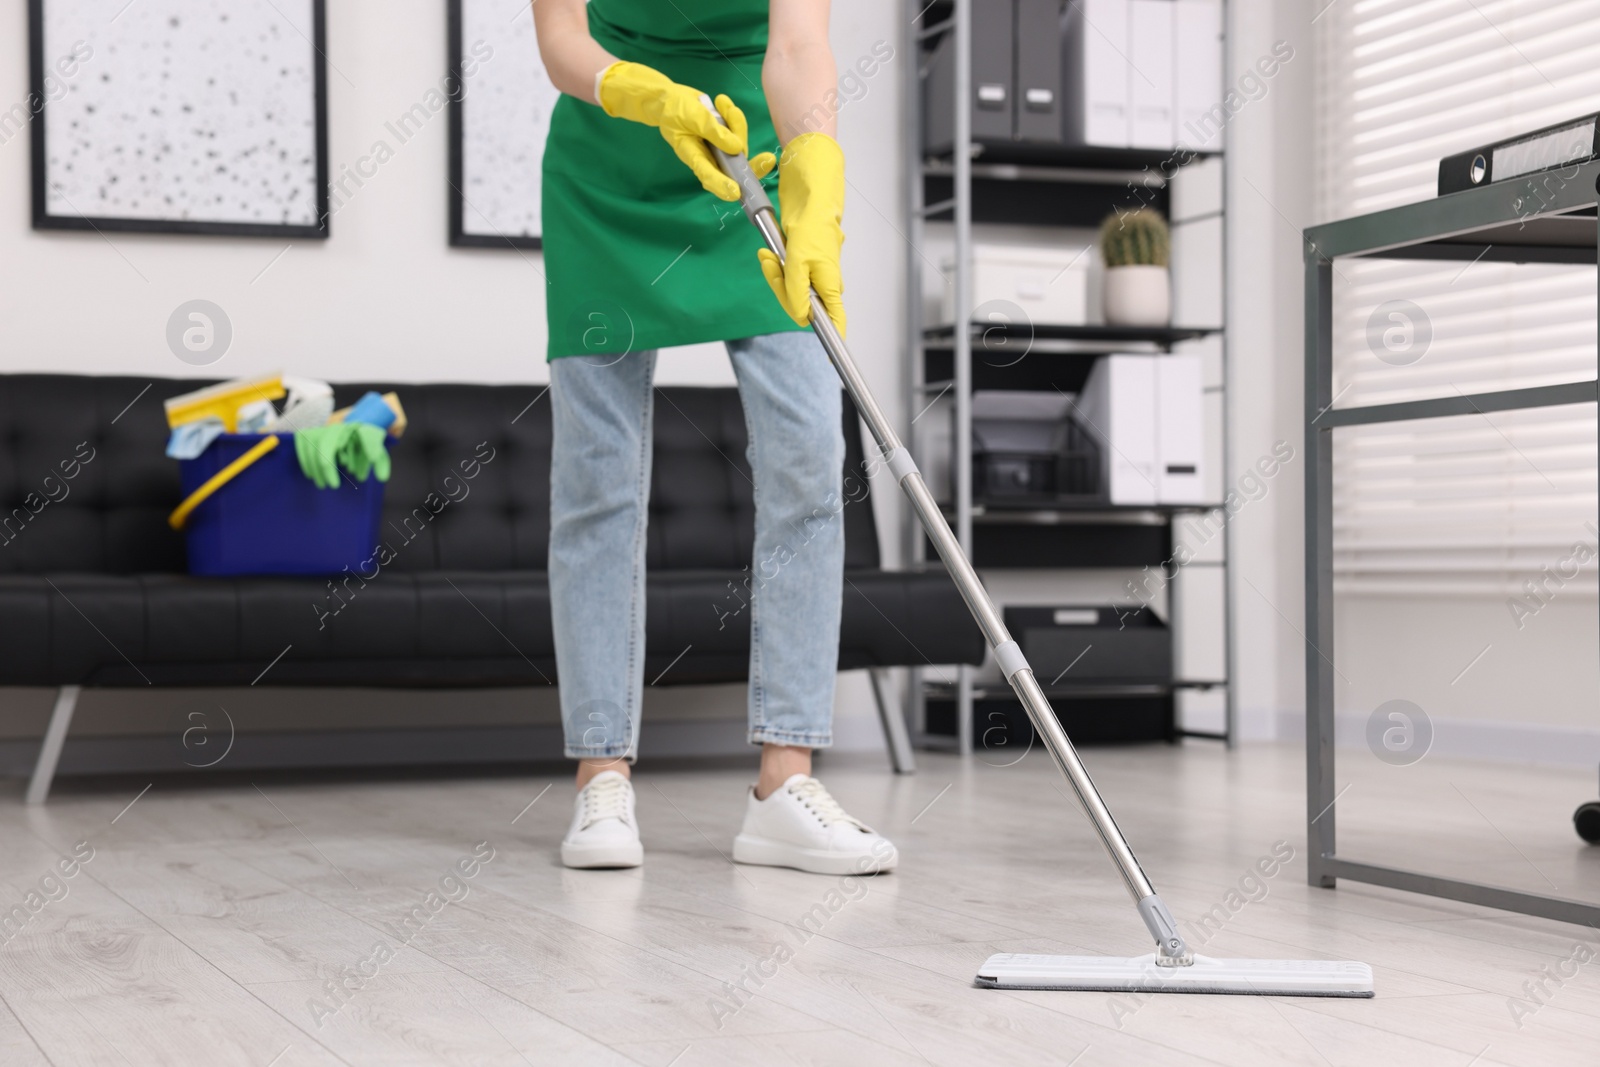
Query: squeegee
[{"left": 706, "top": 108, "right": 1373, "bottom": 999}]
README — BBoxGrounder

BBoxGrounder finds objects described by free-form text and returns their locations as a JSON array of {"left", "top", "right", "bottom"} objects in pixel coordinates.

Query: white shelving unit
[{"left": 901, "top": 0, "right": 1234, "bottom": 755}]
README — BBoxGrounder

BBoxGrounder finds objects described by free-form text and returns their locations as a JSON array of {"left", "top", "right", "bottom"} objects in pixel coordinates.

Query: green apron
[{"left": 541, "top": 0, "right": 804, "bottom": 360}]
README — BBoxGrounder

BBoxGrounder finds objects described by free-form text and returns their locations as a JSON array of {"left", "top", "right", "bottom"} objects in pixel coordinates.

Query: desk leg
[{"left": 1305, "top": 256, "right": 1337, "bottom": 889}]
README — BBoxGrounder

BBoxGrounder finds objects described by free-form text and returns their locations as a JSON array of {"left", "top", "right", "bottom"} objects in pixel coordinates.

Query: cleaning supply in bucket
[
  {"left": 266, "top": 375, "right": 336, "bottom": 432},
  {"left": 166, "top": 417, "right": 226, "bottom": 460},
  {"left": 288, "top": 388, "right": 402, "bottom": 490},
  {"left": 164, "top": 373, "right": 285, "bottom": 431},
  {"left": 235, "top": 399, "right": 277, "bottom": 434},
  {"left": 164, "top": 373, "right": 289, "bottom": 458},
  {"left": 330, "top": 390, "right": 407, "bottom": 437},
  {"left": 292, "top": 423, "right": 391, "bottom": 489}
]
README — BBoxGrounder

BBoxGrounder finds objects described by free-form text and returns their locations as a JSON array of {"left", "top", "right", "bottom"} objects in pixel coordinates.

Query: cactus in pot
[
  {"left": 1099, "top": 208, "right": 1171, "bottom": 269},
  {"left": 1098, "top": 208, "right": 1172, "bottom": 327}
]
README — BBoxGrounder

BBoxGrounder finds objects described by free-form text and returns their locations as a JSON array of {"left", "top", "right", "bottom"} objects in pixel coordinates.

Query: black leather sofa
[{"left": 0, "top": 375, "right": 982, "bottom": 799}]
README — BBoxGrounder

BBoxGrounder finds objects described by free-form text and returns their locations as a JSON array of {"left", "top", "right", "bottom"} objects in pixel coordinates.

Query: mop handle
[{"left": 702, "top": 104, "right": 1190, "bottom": 962}]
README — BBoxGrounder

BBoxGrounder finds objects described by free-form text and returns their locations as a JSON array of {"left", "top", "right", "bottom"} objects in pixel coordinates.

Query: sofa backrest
[{"left": 0, "top": 375, "right": 880, "bottom": 575}]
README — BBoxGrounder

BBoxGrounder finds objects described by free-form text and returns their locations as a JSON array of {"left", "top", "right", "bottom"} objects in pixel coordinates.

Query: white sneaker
[
  {"left": 561, "top": 771, "right": 643, "bottom": 869},
  {"left": 733, "top": 774, "right": 898, "bottom": 876}
]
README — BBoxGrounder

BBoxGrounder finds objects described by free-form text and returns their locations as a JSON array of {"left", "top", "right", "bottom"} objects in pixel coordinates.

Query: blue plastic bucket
[{"left": 178, "top": 433, "right": 386, "bottom": 577}]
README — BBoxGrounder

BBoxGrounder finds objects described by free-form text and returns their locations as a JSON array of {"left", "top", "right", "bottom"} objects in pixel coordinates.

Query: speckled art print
[
  {"left": 449, "top": 0, "right": 558, "bottom": 249},
  {"left": 30, "top": 0, "right": 328, "bottom": 237}
]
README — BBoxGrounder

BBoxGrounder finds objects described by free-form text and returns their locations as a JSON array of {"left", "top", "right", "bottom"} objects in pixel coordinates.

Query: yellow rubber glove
[
  {"left": 757, "top": 133, "right": 846, "bottom": 336},
  {"left": 597, "top": 61, "right": 776, "bottom": 201}
]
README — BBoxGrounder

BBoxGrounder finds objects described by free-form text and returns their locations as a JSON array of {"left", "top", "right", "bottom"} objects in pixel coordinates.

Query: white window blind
[{"left": 1315, "top": 0, "right": 1600, "bottom": 597}]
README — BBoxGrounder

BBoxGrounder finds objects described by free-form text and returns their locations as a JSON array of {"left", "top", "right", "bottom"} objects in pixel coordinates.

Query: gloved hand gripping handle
[
  {"left": 699, "top": 94, "right": 774, "bottom": 226},
  {"left": 700, "top": 101, "right": 1191, "bottom": 966}
]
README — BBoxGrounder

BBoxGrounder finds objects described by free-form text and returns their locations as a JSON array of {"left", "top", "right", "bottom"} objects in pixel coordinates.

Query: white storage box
[
  {"left": 1077, "top": 354, "right": 1157, "bottom": 505},
  {"left": 1077, "top": 353, "right": 1205, "bottom": 505},
  {"left": 939, "top": 245, "right": 1090, "bottom": 327}
]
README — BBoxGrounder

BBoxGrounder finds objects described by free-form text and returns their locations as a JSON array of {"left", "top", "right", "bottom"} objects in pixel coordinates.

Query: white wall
[
  {"left": 0, "top": 1, "right": 904, "bottom": 394},
  {"left": 1228, "top": 2, "right": 1600, "bottom": 768},
  {"left": 0, "top": 0, "right": 907, "bottom": 755},
  {"left": 1316, "top": 596, "right": 1600, "bottom": 768},
  {"left": 1220, "top": 0, "right": 1316, "bottom": 741}
]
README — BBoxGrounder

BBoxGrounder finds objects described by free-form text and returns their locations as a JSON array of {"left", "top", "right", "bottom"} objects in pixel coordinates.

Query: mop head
[{"left": 976, "top": 953, "right": 1374, "bottom": 997}]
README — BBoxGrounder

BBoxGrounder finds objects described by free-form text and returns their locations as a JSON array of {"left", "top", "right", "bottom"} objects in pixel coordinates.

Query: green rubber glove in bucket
[{"left": 293, "top": 423, "right": 391, "bottom": 489}]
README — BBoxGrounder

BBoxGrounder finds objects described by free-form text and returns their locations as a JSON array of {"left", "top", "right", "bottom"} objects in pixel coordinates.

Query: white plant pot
[{"left": 1102, "top": 265, "right": 1171, "bottom": 328}]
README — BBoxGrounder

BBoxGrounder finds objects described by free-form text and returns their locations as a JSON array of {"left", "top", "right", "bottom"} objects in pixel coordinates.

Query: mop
[{"left": 705, "top": 109, "right": 1373, "bottom": 998}]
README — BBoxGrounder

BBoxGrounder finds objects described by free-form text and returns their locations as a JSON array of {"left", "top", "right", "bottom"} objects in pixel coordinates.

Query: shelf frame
[
  {"left": 903, "top": 0, "right": 1235, "bottom": 752},
  {"left": 923, "top": 323, "right": 1222, "bottom": 347}
]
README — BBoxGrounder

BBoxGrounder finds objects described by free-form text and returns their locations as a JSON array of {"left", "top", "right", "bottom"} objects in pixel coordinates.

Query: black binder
[{"left": 1438, "top": 113, "right": 1600, "bottom": 196}]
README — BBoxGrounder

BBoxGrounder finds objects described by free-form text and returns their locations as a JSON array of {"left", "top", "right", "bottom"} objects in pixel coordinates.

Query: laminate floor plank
[
  {"left": 240, "top": 970, "right": 637, "bottom": 1067},
  {"left": 0, "top": 991, "right": 51, "bottom": 1067},
  {"left": 610, "top": 1028, "right": 930, "bottom": 1067},
  {"left": 220, "top": 837, "right": 844, "bottom": 1047},
  {"left": 77, "top": 844, "right": 452, "bottom": 985},
  {"left": 0, "top": 856, "right": 346, "bottom": 1066}
]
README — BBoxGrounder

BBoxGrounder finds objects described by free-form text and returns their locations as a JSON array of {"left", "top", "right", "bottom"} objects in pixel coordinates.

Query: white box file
[
  {"left": 1061, "top": 0, "right": 1132, "bottom": 147},
  {"left": 1129, "top": 1, "right": 1176, "bottom": 149},
  {"left": 1077, "top": 353, "right": 1204, "bottom": 504}
]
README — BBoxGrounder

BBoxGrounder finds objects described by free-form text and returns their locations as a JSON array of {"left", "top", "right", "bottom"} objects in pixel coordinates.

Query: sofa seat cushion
[{"left": 0, "top": 569, "right": 982, "bottom": 688}]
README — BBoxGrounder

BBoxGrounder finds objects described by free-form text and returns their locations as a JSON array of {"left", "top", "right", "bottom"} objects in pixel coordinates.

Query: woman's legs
[
  {"left": 549, "top": 333, "right": 893, "bottom": 874},
  {"left": 725, "top": 330, "right": 846, "bottom": 796},
  {"left": 548, "top": 350, "right": 659, "bottom": 787}
]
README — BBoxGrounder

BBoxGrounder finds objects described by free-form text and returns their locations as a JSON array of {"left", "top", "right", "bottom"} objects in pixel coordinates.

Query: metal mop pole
[{"left": 710, "top": 141, "right": 1193, "bottom": 965}]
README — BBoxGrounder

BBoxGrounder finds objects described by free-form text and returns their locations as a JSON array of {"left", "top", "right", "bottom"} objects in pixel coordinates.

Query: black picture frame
[
  {"left": 28, "top": 0, "right": 330, "bottom": 239},
  {"left": 448, "top": 0, "right": 547, "bottom": 251}
]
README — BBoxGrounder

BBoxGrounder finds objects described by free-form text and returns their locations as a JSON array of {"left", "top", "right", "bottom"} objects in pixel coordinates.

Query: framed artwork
[
  {"left": 448, "top": 0, "right": 557, "bottom": 250},
  {"left": 28, "top": 0, "right": 329, "bottom": 238}
]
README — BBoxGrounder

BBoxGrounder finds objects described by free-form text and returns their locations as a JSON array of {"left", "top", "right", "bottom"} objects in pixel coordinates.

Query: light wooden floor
[{"left": 4, "top": 741, "right": 1599, "bottom": 1066}]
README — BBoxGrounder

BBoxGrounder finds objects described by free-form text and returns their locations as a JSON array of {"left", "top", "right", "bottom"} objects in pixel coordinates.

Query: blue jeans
[{"left": 548, "top": 331, "right": 845, "bottom": 760}]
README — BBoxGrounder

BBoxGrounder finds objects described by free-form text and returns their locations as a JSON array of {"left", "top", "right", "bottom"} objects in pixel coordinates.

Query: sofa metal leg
[
  {"left": 26, "top": 685, "right": 81, "bottom": 806},
  {"left": 869, "top": 669, "right": 916, "bottom": 775}
]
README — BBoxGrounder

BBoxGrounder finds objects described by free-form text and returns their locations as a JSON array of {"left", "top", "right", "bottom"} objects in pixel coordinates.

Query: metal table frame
[{"left": 1304, "top": 160, "right": 1600, "bottom": 928}]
